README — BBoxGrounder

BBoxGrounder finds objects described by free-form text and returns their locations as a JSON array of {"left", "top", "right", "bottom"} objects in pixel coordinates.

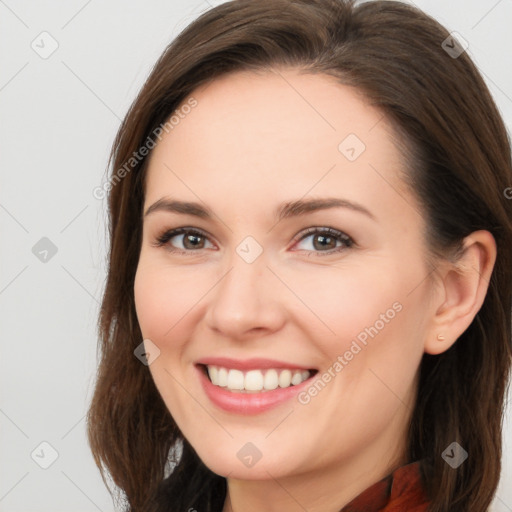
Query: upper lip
[{"left": 196, "top": 357, "right": 315, "bottom": 371}]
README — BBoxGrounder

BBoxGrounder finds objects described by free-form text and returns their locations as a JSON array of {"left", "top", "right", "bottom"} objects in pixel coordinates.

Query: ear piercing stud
[{"left": 437, "top": 334, "right": 445, "bottom": 341}]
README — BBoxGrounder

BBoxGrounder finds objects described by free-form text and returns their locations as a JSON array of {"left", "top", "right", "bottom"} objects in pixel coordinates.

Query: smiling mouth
[{"left": 198, "top": 364, "right": 318, "bottom": 393}]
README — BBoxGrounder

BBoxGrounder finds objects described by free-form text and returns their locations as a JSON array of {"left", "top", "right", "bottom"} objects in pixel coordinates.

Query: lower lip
[{"left": 196, "top": 365, "right": 315, "bottom": 415}]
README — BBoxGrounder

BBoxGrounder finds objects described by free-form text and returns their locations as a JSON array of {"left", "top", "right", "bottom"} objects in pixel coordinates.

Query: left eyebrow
[
  {"left": 143, "top": 196, "right": 376, "bottom": 222},
  {"left": 276, "top": 197, "right": 376, "bottom": 222}
]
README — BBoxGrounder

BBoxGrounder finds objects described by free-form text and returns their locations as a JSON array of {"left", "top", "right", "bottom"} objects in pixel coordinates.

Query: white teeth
[
  {"left": 217, "top": 367, "right": 228, "bottom": 387},
  {"left": 205, "top": 365, "right": 311, "bottom": 392},
  {"left": 208, "top": 365, "right": 218, "bottom": 384},
  {"left": 245, "top": 370, "right": 264, "bottom": 391},
  {"left": 278, "top": 369, "right": 292, "bottom": 388},
  {"left": 227, "top": 369, "right": 245, "bottom": 390},
  {"left": 291, "top": 371, "right": 303, "bottom": 386},
  {"left": 263, "top": 369, "right": 279, "bottom": 390}
]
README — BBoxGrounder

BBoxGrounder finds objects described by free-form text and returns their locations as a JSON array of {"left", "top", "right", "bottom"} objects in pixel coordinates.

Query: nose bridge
[
  {"left": 220, "top": 232, "right": 268, "bottom": 298},
  {"left": 206, "top": 237, "right": 282, "bottom": 337},
  {"left": 218, "top": 240, "right": 268, "bottom": 311}
]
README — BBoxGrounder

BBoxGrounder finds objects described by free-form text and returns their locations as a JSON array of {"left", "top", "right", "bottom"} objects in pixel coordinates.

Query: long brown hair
[{"left": 86, "top": 1, "right": 512, "bottom": 510}]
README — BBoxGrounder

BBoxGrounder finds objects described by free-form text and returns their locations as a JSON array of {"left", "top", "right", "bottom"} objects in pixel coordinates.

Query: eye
[
  {"left": 152, "top": 227, "right": 215, "bottom": 253},
  {"left": 292, "top": 227, "right": 354, "bottom": 255},
  {"left": 151, "top": 226, "right": 355, "bottom": 256}
]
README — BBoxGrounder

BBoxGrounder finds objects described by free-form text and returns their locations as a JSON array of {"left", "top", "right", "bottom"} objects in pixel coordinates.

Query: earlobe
[{"left": 424, "top": 230, "right": 497, "bottom": 356}]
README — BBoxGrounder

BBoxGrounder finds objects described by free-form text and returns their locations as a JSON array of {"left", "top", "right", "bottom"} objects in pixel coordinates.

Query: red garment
[{"left": 339, "top": 460, "right": 430, "bottom": 511}]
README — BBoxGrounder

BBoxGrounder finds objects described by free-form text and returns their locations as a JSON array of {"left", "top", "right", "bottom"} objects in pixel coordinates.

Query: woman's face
[{"left": 134, "top": 68, "right": 435, "bottom": 482}]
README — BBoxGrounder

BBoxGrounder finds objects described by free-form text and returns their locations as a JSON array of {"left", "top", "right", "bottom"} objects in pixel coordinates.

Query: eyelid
[
  {"left": 289, "top": 227, "right": 355, "bottom": 256},
  {"left": 152, "top": 225, "right": 355, "bottom": 255},
  {"left": 151, "top": 226, "right": 216, "bottom": 250},
  {"left": 291, "top": 226, "right": 354, "bottom": 246}
]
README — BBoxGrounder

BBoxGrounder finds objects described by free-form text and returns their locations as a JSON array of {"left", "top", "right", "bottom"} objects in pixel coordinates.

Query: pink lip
[
  {"left": 195, "top": 364, "right": 316, "bottom": 415},
  {"left": 196, "top": 357, "right": 314, "bottom": 372}
]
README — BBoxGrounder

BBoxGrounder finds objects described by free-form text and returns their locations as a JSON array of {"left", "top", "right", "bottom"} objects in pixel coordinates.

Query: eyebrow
[{"left": 144, "top": 196, "right": 376, "bottom": 222}]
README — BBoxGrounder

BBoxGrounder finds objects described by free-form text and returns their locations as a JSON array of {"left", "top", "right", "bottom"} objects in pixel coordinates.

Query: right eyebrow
[{"left": 144, "top": 198, "right": 211, "bottom": 219}]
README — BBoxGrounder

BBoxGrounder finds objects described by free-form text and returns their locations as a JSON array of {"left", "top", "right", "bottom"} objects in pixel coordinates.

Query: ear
[{"left": 424, "top": 230, "right": 497, "bottom": 355}]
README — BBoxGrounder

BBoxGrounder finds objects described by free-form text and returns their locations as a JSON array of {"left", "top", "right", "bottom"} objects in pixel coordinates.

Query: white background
[{"left": 0, "top": 0, "right": 511, "bottom": 510}]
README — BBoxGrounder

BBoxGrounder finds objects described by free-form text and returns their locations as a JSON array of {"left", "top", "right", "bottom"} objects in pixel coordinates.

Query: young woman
[{"left": 86, "top": 1, "right": 512, "bottom": 511}]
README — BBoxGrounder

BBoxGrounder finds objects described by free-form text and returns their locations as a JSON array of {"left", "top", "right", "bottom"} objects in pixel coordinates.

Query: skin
[{"left": 133, "top": 68, "right": 496, "bottom": 512}]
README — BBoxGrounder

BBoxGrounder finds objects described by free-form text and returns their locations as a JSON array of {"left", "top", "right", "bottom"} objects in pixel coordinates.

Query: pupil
[
  {"left": 314, "top": 234, "right": 334, "bottom": 250},
  {"left": 184, "top": 234, "right": 202, "bottom": 249}
]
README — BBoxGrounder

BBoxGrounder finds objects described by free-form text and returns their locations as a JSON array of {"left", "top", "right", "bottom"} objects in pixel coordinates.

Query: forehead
[
  {"left": 164, "top": 68, "right": 396, "bottom": 160},
  {"left": 144, "top": 68, "right": 415, "bottom": 223}
]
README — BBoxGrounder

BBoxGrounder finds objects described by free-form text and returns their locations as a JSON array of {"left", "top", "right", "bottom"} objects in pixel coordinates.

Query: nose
[{"left": 205, "top": 249, "right": 285, "bottom": 339}]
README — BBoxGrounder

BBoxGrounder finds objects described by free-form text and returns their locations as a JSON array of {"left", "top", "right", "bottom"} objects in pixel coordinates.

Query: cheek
[
  {"left": 134, "top": 261, "right": 206, "bottom": 342},
  {"left": 284, "top": 261, "right": 402, "bottom": 346},
  {"left": 134, "top": 266, "right": 168, "bottom": 341},
  {"left": 295, "top": 260, "right": 425, "bottom": 395},
  {"left": 133, "top": 262, "right": 200, "bottom": 425}
]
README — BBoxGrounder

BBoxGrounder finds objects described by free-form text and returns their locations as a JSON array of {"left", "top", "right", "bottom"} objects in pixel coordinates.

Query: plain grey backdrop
[{"left": 1, "top": 0, "right": 511, "bottom": 510}]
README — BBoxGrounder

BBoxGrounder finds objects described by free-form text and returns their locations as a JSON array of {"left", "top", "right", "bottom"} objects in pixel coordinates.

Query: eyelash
[{"left": 151, "top": 226, "right": 355, "bottom": 257}]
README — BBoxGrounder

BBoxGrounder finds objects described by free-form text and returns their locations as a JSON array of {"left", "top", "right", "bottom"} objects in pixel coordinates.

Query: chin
[{"left": 183, "top": 434, "right": 306, "bottom": 481}]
